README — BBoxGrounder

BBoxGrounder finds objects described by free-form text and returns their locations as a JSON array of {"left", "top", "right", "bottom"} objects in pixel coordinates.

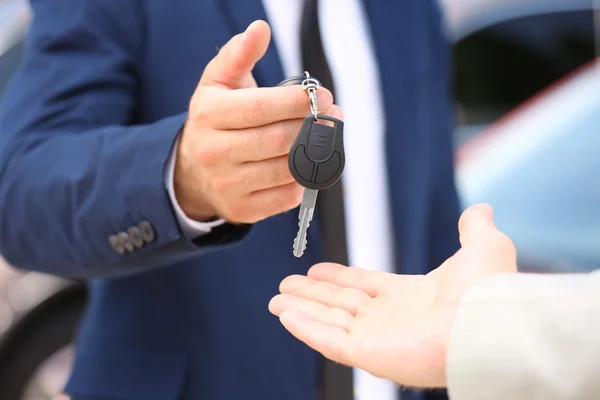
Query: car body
[
  {"left": 456, "top": 61, "right": 600, "bottom": 273},
  {"left": 0, "top": 0, "right": 597, "bottom": 398}
]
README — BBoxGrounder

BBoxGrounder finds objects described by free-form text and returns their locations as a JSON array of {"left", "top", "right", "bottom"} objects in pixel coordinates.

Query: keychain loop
[
  {"left": 301, "top": 71, "right": 320, "bottom": 121},
  {"left": 275, "top": 72, "right": 322, "bottom": 122}
]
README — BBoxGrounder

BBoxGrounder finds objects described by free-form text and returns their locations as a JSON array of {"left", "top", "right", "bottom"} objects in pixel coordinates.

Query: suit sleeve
[
  {"left": 447, "top": 271, "right": 600, "bottom": 400},
  {"left": 0, "top": 0, "right": 250, "bottom": 279}
]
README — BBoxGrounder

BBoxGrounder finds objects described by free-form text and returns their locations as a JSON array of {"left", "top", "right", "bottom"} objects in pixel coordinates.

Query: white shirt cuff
[{"left": 165, "top": 135, "right": 226, "bottom": 239}]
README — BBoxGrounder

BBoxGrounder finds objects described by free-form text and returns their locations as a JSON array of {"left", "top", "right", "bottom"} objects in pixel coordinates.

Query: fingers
[
  {"left": 228, "top": 104, "right": 341, "bottom": 160},
  {"left": 222, "top": 118, "right": 305, "bottom": 162},
  {"left": 204, "top": 86, "right": 334, "bottom": 130},
  {"left": 235, "top": 182, "right": 304, "bottom": 223},
  {"left": 194, "top": 19, "right": 335, "bottom": 128},
  {"left": 278, "top": 275, "right": 372, "bottom": 315},
  {"left": 269, "top": 294, "right": 354, "bottom": 331},
  {"left": 200, "top": 20, "right": 271, "bottom": 89},
  {"left": 307, "top": 263, "right": 388, "bottom": 297},
  {"left": 203, "top": 156, "right": 295, "bottom": 197},
  {"left": 194, "top": 18, "right": 335, "bottom": 128},
  {"left": 278, "top": 309, "right": 352, "bottom": 366},
  {"left": 239, "top": 155, "right": 295, "bottom": 191}
]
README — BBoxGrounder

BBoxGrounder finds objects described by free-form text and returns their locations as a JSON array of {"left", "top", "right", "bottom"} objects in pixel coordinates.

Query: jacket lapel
[{"left": 218, "top": 0, "right": 285, "bottom": 87}]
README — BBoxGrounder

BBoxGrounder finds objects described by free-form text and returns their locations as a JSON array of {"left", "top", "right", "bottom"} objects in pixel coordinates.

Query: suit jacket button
[
  {"left": 138, "top": 221, "right": 155, "bottom": 243},
  {"left": 127, "top": 226, "right": 144, "bottom": 248},
  {"left": 108, "top": 234, "right": 125, "bottom": 255},
  {"left": 118, "top": 232, "right": 134, "bottom": 252}
]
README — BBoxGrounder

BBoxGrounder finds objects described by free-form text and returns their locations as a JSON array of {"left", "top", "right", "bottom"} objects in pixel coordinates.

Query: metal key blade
[{"left": 293, "top": 188, "right": 318, "bottom": 258}]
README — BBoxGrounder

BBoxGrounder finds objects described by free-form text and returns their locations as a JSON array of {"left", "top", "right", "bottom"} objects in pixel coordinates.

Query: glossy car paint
[{"left": 456, "top": 62, "right": 600, "bottom": 272}]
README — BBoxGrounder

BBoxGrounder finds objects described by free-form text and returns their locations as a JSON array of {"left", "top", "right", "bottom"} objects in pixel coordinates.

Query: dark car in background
[
  {"left": 445, "top": 0, "right": 597, "bottom": 143},
  {"left": 0, "top": 0, "right": 597, "bottom": 398}
]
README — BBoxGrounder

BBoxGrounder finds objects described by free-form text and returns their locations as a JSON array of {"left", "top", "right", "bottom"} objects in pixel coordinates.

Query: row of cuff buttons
[{"left": 108, "top": 221, "right": 155, "bottom": 255}]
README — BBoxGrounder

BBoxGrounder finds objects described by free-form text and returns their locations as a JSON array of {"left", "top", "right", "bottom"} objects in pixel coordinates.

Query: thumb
[
  {"left": 457, "top": 203, "right": 499, "bottom": 247},
  {"left": 435, "top": 204, "right": 517, "bottom": 307},
  {"left": 199, "top": 20, "right": 271, "bottom": 89}
]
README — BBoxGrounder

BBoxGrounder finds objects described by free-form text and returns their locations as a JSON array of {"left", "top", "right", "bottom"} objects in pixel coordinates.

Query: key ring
[
  {"left": 301, "top": 71, "right": 320, "bottom": 121},
  {"left": 276, "top": 72, "right": 322, "bottom": 122}
]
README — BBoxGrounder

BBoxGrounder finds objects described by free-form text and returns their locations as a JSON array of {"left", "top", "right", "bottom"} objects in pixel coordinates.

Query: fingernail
[
  {"left": 330, "top": 106, "right": 344, "bottom": 120},
  {"left": 472, "top": 203, "right": 492, "bottom": 216},
  {"left": 316, "top": 89, "right": 332, "bottom": 108},
  {"left": 242, "top": 21, "right": 256, "bottom": 40},
  {"left": 470, "top": 204, "right": 494, "bottom": 228}
]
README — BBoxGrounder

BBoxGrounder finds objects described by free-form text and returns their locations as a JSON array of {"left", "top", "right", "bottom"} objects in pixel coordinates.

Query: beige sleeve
[{"left": 447, "top": 270, "right": 600, "bottom": 400}]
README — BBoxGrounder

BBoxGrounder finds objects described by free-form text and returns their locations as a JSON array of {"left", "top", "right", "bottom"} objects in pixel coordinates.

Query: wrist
[
  {"left": 418, "top": 307, "right": 456, "bottom": 388},
  {"left": 173, "top": 134, "right": 218, "bottom": 222},
  {"left": 172, "top": 179, "right": 218, "bottom": 222}
]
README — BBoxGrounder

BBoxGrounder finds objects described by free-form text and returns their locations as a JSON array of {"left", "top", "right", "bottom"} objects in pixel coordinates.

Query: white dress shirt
[{"left": 166, "top": 1, "right": 397, "bottom": 398}]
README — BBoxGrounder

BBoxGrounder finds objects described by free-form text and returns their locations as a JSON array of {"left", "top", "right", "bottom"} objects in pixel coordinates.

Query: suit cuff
[{"left": 165, "top": 135, "right": 227, "bottom": 239}]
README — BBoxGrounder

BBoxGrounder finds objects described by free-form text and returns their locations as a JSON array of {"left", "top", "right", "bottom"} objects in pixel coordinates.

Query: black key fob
[{"left": 288, "top": 114, "right": 345, "bottom": 190}]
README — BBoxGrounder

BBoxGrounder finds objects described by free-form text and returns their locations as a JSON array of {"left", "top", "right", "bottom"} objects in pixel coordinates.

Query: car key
[
  {"left": 294, "top": 185, "right": 318, "bottom": 258},
  {"left": 277, "top": 72, "right": 346, "bottom": 257},
  {"left": 289, "top": 113, "right": 345, "bottom": 257}
]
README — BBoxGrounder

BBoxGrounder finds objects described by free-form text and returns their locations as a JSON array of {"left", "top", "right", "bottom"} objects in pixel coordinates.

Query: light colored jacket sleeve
[{"left": 447, "top": 270, "right": 600, "bottom": 400}]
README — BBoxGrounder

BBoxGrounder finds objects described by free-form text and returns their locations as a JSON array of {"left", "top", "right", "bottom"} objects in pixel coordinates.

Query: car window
[{"left": 452, "top": 9, "right": 596, "bottom": 144}]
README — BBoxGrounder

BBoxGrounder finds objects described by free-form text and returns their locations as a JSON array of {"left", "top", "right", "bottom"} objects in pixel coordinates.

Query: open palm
[{"left": 269, "top": 204, "right": 517, "bottom": 388}]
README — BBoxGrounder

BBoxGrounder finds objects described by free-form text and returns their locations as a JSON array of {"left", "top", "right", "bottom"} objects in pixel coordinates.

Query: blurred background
[{"left": 0, "top": 0, "right": 598, "bottom": 398}]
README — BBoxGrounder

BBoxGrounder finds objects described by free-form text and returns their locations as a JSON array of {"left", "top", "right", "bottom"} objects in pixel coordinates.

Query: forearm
[
  {"left": 447, "top": 271, "right": 600, "bottom": 400},
  {"left": 0, "top": 114, "right": 250, "bottom": 278}
]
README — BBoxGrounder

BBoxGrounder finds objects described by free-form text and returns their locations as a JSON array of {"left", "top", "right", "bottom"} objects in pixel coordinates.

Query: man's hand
[
  {"left": 269, "top": 203, "right": 517, "bottom": 388},
  {"left": 174, "top": 20, "right": 341, "bottom": 223}
]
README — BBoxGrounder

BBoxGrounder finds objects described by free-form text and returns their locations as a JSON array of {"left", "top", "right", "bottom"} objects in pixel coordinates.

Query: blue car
[{"left": 456, "top": 61, "right": 600, "bottom": 273}]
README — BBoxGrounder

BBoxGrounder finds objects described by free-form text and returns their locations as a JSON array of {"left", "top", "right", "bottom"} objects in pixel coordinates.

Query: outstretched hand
[{"left": 269, "top": 203, "right": 517, "bottom": 388}]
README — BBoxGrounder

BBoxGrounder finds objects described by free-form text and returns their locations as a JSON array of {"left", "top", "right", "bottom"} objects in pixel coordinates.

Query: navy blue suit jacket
[{"left": 0, "top": 0, "right": 460, "bottom": 399}]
